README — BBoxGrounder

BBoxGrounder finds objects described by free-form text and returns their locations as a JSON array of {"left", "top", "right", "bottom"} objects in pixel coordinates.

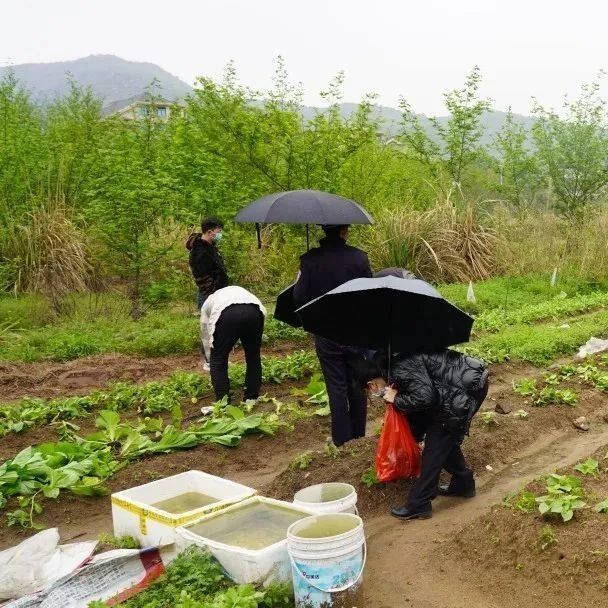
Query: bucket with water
[
  {"left": 293, "top": 483, "right": 358, "bottom": 515},
  {"left": 287, "top": 513, "right": 366, "bottom": 608}
]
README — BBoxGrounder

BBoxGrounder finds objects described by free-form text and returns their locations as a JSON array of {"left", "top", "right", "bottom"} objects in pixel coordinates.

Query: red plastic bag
[{"left": 375, "top": 404, "right": 421, "bottom": 482}]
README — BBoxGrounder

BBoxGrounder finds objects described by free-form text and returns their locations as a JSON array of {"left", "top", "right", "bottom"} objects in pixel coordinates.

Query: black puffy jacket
[{"left": 389, "top": 350, "right": 489, "bottom": 437}]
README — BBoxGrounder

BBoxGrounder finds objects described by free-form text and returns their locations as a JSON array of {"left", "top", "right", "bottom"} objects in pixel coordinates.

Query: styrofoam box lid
[
  {"left": 111, "top": 470, "right": 256, "bottom": 520},
  {"left": 176, "top": 496, "right": 316, "bottom": 556}
]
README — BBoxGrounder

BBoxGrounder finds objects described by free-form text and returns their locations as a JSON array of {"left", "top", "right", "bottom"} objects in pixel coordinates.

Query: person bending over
[
  {"left": 355, "top": 349, "right": 488, "bottom": 520},
  {"left": 201, "top": 286, "right": 266, "bottom": 403}
]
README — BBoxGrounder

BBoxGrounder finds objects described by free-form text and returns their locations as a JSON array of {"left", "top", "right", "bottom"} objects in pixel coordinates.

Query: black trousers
[
  {"left": 406, "top": 422, "right": 474, "bottom": 513},
  {"left": 315, "top": 336, "right": 367, "bottom": 447},
  {"left": 407, "top": 381, "right": 488, "bottom": 513},
  {"left": 210, "top": 304, "right": 264, "bottom": 402}
]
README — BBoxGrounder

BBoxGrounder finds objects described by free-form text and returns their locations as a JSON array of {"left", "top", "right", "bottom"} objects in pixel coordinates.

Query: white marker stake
[
  {"left": 467, "top": 281, "right": 476, "bottom": 304},
  {"left": 550, "top": 267, "right": 558, "bottom": 287}
]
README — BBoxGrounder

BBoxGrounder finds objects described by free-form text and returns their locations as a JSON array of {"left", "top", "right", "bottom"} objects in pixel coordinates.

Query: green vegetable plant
[
  {"left": 536, "top": 474, "right": 586, "bottom": 522},
  {"left": 534, "top": 387, "right": 578, "bottom": 407},
  {"left": 574, "top": 458, "right": 600, "bottom": 478}
]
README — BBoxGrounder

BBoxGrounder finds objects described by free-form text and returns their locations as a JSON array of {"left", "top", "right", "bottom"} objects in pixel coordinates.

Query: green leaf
[{"left": 226, "top": 405, "right": 245, "bottom": 420}]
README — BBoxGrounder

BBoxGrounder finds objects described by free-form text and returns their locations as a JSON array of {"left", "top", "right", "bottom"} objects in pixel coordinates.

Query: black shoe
[
  {"left": 438, "top": 484, "right": 476, "bottom": 498},
  {"left": 390, "top": 506, "right": 432, "bottom": 520}
]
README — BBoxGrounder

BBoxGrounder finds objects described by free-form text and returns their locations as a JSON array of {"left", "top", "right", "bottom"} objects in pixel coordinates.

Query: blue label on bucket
[{"left": 292, "top": 552, "right": 363, "bottom": 608}]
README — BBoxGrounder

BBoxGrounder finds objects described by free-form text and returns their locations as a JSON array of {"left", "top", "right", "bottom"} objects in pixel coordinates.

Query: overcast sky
[{"left": 3, "top": 0, "right": 606, "bottom": 115}]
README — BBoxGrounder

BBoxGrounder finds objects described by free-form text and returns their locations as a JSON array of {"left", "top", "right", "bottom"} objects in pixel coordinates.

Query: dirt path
[{"left": 360, "top": 422, "right": 608, "bottom": 607}]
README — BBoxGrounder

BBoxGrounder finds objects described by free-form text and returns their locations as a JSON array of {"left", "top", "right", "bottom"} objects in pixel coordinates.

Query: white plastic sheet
[
  {"left": 0, "top": 529, "right": 96, "bottom": 601},
  {"left": 0, "top": 529, "right": 167, "bottom": 608},
  {"left": 576, "top": 337, "right": 608, "bottom": 359}
]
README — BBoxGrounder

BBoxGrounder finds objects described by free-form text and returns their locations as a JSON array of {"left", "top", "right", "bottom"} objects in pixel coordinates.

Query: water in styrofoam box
[
  {"left": 111, "top": 471, "right": 256, "bottom": 547},
  {"left": 175, "top": 496, "right": 316, "bottom": 584}
]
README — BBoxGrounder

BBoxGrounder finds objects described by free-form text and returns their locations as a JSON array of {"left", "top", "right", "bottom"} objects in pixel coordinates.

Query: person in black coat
[
  {"left": 186, "top": 217, "right": 229, "bottom": 310},
  {"left": 355, "top": 350, "right": 489, "bottom": 520},
  {"left": 293, "top": 225, "right": 372, "bottom": 446}
]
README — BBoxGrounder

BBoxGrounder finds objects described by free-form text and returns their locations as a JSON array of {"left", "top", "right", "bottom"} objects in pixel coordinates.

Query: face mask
[
  {"left": 214, "top": 231, "right": 223, "bottom": 243},
  {"left": 371, "top": 387, "right": 386, "bottom": 398}
]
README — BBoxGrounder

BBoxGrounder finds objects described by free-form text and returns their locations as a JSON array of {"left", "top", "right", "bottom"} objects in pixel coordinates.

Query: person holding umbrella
[
  {"left": 293, "top": 224, "right": 373, "bottom": 447},
  {"left": 354, "top": 350, "right": 488, "bottom": 520},
  {"left": 295, "top": 273, "right": 486, "bottom": 518}
]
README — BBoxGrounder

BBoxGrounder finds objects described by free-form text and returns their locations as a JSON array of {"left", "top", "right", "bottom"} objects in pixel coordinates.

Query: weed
[
  {"left": 361, "top": 468, "right": 379, "bottom": 488},
  {"left": 538, "top": 525, "right": 557, "bottom": 551},
  {"left": 594, "top": 498, "right": 608, "bottom": 513},
  {"left": 510, "top": 490, "right": 536, "bottom": 513},
  {"left": 574, "top": 458, "right": 600, "bottom": 478},
  {"left": 513, "top": 409, "right": 530, "bottom": 419},
  {"left": 480, "top": 411, "right": 500, "bottom": 426},
  {"left": 97, "top": 533, "right": 140, "bottom": 550},
  {"left": 289, "top": 451, "right": 315, "bottom": 471},
  {"left": 324, "top": 442, "right": 340, "bottom": 459},
  {"left": 513, "top": 378, "right": 537, "bottom": 397}
]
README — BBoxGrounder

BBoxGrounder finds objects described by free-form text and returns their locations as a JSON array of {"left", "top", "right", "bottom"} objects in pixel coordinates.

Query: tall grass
[
  {"left": 365, "top": 201, "right": 608, "bottom": 285},
  {"left": 1, "top": 199, "right": 91, "bottom": 301},
  {"left": 366, "top": 201, "right": 499, "bottom": 282},
  {"left": 494, "top": 209, "right": 608, "bottom": 280}
]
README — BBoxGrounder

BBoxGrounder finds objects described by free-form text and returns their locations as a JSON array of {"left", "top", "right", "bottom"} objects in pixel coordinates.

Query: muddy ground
[
  {"left": 0, "top": 342, "right": 302, "bottom": 402},
  {"left": 2, "top": 354, "right": 608, "bottom": 606}
]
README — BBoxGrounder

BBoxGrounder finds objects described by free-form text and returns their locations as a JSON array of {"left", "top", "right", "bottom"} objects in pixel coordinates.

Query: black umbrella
[
  {"left": 295, "top": 275, "right": 473, "bottom": 354},
  {"left": 374, "top": 267, "right": 417, "bottom": 280},
  {"left": 234, "top": 189, "right": 373, "bottom": 248},
  {"left": 274, "top": 283, "right": 302, "bottom": 328}
]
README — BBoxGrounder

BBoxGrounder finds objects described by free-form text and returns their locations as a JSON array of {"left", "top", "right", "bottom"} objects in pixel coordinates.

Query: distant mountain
[
  {"left": 303, "top": 103, "right": 536, "bottom": 145},
  {"left": 0, "top": 54, "right": 192, "bottom": 105},
  {"left": 1, "top": 55, "right": 534, "bottom": 143}
]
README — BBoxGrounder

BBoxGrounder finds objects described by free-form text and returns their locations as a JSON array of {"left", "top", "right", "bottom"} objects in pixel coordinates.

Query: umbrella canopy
[
  {"left": 296, "top": 275, "right": 473, "bottom": 353},
  {"left": 374, "top": 267, "right": 417, "bottom": 280},
  {"left": 234, "top": 190, "right": 373, "bottom": 226},
  {"left": 273, "top": 283, "right": 302, "bottom": 328}
]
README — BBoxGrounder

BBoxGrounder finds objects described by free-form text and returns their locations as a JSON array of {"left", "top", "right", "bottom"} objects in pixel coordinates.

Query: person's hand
[{"left": 383, "top": 386, "right": 398, "bottom": 403}]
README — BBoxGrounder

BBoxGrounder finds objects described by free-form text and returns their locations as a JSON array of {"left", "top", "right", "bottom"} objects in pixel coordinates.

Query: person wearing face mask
[
  {"left": 186, "top": 217, "right": 229, "bottom": 371},
  {"left": 186, "top": 217, "right": 229, "bottom": 310},
  {"left": 354, "top": 350, "right": 488, "bottom": 520}
]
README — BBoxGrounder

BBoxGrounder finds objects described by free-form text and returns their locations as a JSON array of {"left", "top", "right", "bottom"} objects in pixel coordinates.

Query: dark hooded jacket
[
  {"left": 389, "top": 349, "right": 489, "bottom": 438},
  {"left": 186, "top": 233, "right": 228, "bottom": 296}
]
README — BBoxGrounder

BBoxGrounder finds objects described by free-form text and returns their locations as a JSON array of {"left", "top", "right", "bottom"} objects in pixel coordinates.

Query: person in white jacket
[{"left": 200, "top": 286, "right": 266, "bottom": 402}]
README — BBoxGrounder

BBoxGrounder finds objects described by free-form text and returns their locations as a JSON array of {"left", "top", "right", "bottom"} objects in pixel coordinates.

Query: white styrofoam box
[
  {"left": 111, "top": 470, "right": 256, "bottom": 547},
  {"left": 175, "top": 496, "right": 316, "bottom": 585}
]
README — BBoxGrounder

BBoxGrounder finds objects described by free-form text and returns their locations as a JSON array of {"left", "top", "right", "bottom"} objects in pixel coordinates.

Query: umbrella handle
[{"left": 256, "top": 223, "right": 262, "bottom": 249}]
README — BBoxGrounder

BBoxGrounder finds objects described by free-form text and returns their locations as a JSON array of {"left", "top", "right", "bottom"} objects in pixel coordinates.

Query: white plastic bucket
[
  {"left": 293, "top": 483, "right": 358, "bottom": 515},
  {"left": 287, "top": 513, "right": 366, "bottom": 608}
]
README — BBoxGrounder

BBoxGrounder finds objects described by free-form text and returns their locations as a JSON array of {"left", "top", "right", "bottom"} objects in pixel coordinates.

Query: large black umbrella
[
  {"left": 234, "top": 189, "right": 373, "bottom": 248},
  {"left": 374, "top": 267, "right": 417, "bottom": 280},
  {"left": 274, "top": 283, "right": 302, "bottom": 328},
  {"left": 295, "top": 275, "right": 473, "bottom": 354}
]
